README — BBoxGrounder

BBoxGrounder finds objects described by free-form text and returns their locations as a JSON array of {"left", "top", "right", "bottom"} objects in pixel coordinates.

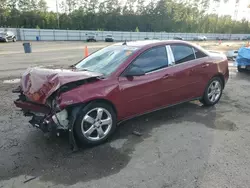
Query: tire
[
  {"left": 200, "top": 77, "right": 223, "bottom": 106},
  {"left": 74, "top": 102, "right": 117, "bottom": 146},
  {"left": 12, "top": 37, "right": 16, "bottom": 42},
  {"left": 5, "top": 38, "right": 8, "bottom": 43},
  {"left": 237, "top": 66, "right": 244, "bottom": 72}
]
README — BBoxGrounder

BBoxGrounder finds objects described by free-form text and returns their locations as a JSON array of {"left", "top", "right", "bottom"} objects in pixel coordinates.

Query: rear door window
[
  {"left": 193, "top": 48, "right": 207, "bottom": 59},
  {"left": 170, "top": 45, "right": 195, "bottom": 64},
  {"left": 132, "top": 46, "right": 168, "bottom": 73}
]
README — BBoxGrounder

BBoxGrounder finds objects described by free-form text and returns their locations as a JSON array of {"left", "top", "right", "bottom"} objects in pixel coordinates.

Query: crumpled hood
[{"left": 21, "top": 67, "right": 102, "bottom": 104}]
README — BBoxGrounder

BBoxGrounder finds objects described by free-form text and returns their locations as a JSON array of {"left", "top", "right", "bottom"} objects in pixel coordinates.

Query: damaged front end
[
  {"left": 13, "top": 67, "right": 103, "bottom": 150},
  {"left": 13, "top": 88, "right": 70, "bottom": 134},
  {"left": 13, "top": 85, "right": 81, "bottom": 151}
]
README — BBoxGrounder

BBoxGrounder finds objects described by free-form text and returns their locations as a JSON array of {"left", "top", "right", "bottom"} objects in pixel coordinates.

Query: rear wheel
[
  {"left": 12, "top": 37, "right": 16, "bottom": 42},
  {"left": 5, "top": 38, "right": 8, "bottom": 43},
  {"left": 237, "top": 66, "right": 244, "bottom": 72},
  {"left": 200, "top": 77, "right": 223, "bottom": 106},
  {"left": 74, "top": 102, "right": 117, "bottom": 146}
]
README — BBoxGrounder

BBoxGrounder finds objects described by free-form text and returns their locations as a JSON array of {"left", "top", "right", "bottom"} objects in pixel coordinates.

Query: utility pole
[
  {"left": 56, "top": 0, "right": 60, "bottom": 29},
  {"left": 234, "top": 0, "right": 240, "bottom": 20}
]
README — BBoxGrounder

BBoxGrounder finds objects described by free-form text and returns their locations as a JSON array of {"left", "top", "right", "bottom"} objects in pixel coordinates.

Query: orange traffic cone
[{"left": 84, "top": 46, "right": 89, "bottom": 57}]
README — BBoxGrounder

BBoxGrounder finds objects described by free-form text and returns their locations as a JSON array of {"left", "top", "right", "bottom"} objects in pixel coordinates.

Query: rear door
[
  {"left": 169, "top": 44, "right": 205, "bottom": 100},
  {"left": 191, "top": 47, "right": 212, "bottom": 96}
]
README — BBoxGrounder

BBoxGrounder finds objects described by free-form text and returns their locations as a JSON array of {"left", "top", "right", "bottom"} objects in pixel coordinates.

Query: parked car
[
  {"left": 242, "top": 36, "right": 250, "bottom": 41},
  {"left": 236, "top": 47, "right": 250, "bottom": 72},
  {"left": 0, "top": 31, "right": 16, "bottom": 42},
  {"left": 173, "top": 36, "right": 184, "bottom": 40},
  {"left": 13, "top": 40, "right": 229, "bottom": 148},
  {"left": 216, "top": 37, "right": 229, "bottom": 41},
  {"left": 86, "top": 33, "right": 97, "bottom": 42},
  {"left": 226, "top": 50, "right": 238, "bottom": 60},
  {"left": 105, "top": 35, "right": 114, "bottom": 42},
  {"left": 194, "top": 36, "right": 207, "bottom": 41}
]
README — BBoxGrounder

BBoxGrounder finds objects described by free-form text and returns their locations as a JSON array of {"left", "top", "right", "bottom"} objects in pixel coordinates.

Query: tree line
[{"left": 0, "top": 0, "right": 250, "bottom": 33}]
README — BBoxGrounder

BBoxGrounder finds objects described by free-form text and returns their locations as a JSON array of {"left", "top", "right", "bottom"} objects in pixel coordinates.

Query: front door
[{"left": 117, "top": 46, "right": 171, "bottom": 119}]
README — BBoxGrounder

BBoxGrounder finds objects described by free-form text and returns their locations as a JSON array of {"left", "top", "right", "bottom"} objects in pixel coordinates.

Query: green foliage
[{"left": 0, "top": 0, "right": 249, "bottom": 34}]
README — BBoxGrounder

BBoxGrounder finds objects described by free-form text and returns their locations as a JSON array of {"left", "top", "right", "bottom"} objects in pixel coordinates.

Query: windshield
[{"left": 75, "top": 45, "right": 138, "bottom": 75}]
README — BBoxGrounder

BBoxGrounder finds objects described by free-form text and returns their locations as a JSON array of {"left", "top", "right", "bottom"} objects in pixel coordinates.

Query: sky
[
  {"left": 46, "top": 0, "right": 61, "bottom": 11},
  {"left": 45, "top": 0, "right": 250, "bottom": 20}
]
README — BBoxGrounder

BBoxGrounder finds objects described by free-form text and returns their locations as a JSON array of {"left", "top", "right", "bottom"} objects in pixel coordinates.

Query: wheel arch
[
  {"left": 88, "top": 98, "right": 118, "bottom": 115},
  {"left": 213, "top": 73, "right": 225, "bottom": 89},
  {"left": 67, "top": 98, "right": 118, "bottom": 117}
]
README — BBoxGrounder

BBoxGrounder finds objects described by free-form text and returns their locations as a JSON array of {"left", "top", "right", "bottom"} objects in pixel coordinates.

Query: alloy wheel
[
  {"left": 207, "top": 80, "right": 222, "bottom": 103},
  {"left": 81, "top": 107, "right": 113, "bottom": 141}
]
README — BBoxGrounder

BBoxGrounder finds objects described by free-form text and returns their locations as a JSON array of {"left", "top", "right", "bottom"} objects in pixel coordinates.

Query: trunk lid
[{"left": 20, "top": 67, "right": 102, "bottom": 104}]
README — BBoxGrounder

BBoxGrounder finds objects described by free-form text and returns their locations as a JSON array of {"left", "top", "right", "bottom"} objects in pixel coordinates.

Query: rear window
[
  {"left": 171, "top": 45, "right": 195, "bottom": 64},
  {"left": 193, "top": 48, "right": 207, "bottom": 59}
]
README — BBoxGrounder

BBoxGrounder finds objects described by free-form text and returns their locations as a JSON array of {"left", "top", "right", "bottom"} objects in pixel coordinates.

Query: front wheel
[
  {"left": 200, "top": 77, "right": 223, "bottom": 106},
  {"left": 74, "top": 102, "right": 117, "bottom": 146},
  {"left": 13, "top": 37, "right": 16, "bottom": 42}
]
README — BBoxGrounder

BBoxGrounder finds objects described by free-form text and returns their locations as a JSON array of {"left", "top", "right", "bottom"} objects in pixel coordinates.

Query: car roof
[
  {"left": 112, "top": 40, "right": 209, "bottom": 55},
  {"left": 113, "top": 40, "right": 194, "bottom": 48}
]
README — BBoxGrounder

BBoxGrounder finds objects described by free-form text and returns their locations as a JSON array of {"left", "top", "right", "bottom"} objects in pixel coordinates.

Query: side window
[
  {"left": 193, "top": 48, "right": 207, "bottom": 59},
  {"left": 170, "top": 45, "right": 195, "bottom": 64},
  {"left": 132, "top": 46, "right": 168, "bottom": 73}
]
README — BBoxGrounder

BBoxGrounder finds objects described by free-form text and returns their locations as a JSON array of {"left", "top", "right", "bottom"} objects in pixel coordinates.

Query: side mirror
[{"left": 125, "top": 66, "right": 145, "bottom": 77}]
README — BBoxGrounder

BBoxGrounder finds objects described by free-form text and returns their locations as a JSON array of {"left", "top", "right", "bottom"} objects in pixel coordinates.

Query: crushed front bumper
[
  {"left": 13, "top": 89, "right": 80, "bottom": 151},
  {"left": 13, "top": 89, "right": 69, "bottom": 133},
  {"left": 14, "top": 99, "right": 59, "bottom": 133}
]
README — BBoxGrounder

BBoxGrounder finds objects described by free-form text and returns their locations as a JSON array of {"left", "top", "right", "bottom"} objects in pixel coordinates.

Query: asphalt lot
[{"left": 0, "top": 41, "right": 250, "bottom": 188}]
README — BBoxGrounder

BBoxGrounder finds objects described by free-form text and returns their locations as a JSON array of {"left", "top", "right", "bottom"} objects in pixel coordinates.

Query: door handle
[
  {"left": 202, "top": 64, "right": 210, "bottom": 68},
  {"left": 162, "top": 74, "right": 170, "bottom": 79},
  {"left": 162, "top": 73, "right": 174, "bottom": 79},
  {"left": 190, "top": 68, "right": 195, "bottom": 72}
]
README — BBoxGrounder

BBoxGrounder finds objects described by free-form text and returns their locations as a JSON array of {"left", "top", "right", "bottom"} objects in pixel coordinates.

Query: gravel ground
[{"left": 0, "top": 41, "right": 249, "bottom": 188}]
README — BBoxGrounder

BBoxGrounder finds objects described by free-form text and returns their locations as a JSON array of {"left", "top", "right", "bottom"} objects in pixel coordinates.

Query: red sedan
[{"left": 13, "top": 40, "right": 229, "bottom": 148}]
